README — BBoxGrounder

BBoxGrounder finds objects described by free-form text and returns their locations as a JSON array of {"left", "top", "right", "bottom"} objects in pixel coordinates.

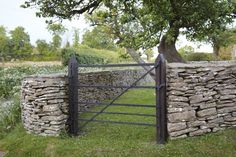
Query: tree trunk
[
  {"left": 213, "top": 44, "right": 220, "bottom": 58},
  {"left": 158, "top": 35, "right": 185, "bottom": 63},
  {"left": 125, "top": 47, "right": 155, "bottom": 80}
]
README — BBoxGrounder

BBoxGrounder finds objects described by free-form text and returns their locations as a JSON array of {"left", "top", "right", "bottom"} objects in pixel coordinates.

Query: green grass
[{"left": 0, "top": 88, "right": 236, "bottom": 157}]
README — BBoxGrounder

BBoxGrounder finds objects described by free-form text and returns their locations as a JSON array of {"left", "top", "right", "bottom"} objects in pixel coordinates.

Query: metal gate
[{"left": 67, "top": 54, "right": 167, "bottom": 144}]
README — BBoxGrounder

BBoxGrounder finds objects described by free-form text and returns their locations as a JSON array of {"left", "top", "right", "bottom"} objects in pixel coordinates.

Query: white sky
[{"left": 0, "top": 0, "right": 213, "bottom": 52}]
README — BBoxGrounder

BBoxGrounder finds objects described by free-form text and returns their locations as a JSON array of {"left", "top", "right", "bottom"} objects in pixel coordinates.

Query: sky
[{"left": 0, "top": 0, "right": 213, "bottom": 52}]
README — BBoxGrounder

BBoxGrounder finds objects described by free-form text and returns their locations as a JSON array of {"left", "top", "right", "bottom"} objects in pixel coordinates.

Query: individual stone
[
  {"left": 168, "top": 111, "right": 196, "bottom": 122},
  {"left": 191, "top": 102, "right": 205, "bottom": 107},
  {"left": 197, "top": 108, "right": 217, "bottom": 117},
  {"left": 41, "top": 115, "right": 67, "bottom": 121},
  {"left": 212, "top": 127, "right": 224, "bottom": 132},
  {"left": 200, "top": 102, "right": 216, "bottom": 109},
  {"left": 168, "top": 108, "right": 183, "bottom": 113},
  {"left": 189, "top": 129, "right": 211, "bottom": 136},
  {"left": 169, "top": 90, "right": 185, "bottom": 96},
  {"left": 218, "top": 106, "right": 236, "bottom": 114},
  {"left": 232, "top": 112, "right": 236, "bottom": 117},
  {"left": 219, "top": 89, "right": 236, "bottom": 95},
  {"left": 170, "top": 134, "right": 187, "bottom": 140},
  {"left": 217, "top": 103, "right": 235, "bottom": 108},
  {"left": 169, "top": 95, "right": 189, "bottom": 102},
  {"left": 189, "top": 95, "right": 204, "bottom": 104},
  {"left": 207, "top": 117, "right": 224, "bottom": 124},
  {"left": 187, "top": 120, "right": 206, "bottom": 127},
  {"left": 224, "top": 116, "right": 236, "bottom": 122},
  {"left": 169, "top": 127, "right": 198, "bottom": 137},
  {"left": 168, "top": 102, "right": 189, "bottom": 107},
  {"left": 168, "top": 122, "right": 187, "bottom": 132},
  {"left": 206, "top": 115, "right": 218, "bottom": 120},
  {"left": 203, "top": 91, "right": 217, "bottom": 97},
  {"left": 43, "top": 105, "right": 59, "bottom": 112},
  {"left": 220, "top": 95, "right": 236, "bottom": 100}
]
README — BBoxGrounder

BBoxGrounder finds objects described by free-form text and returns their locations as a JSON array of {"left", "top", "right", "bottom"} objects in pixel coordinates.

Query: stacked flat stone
[
  {"left": 167, "top": 62, "right": 236, "bottom": 139},
  {"left": 21, "top": 74, "right": 68, "bottom": 136},
  {"left": 78, "top": 69, "right": 153, "bottom": 112}
]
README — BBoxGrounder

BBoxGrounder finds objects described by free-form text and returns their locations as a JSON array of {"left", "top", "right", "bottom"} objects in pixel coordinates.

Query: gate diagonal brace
[{"left": 79, "top": 66, "right": 157, "bottom": 130}]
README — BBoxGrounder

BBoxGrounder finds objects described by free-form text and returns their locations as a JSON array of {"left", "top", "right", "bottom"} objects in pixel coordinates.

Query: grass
[{"left": 0, "top": 88, "right": 236, "bottom": 157}]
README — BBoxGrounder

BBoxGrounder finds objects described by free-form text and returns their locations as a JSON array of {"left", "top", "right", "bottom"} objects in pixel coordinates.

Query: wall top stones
[
  {"left": 168, "top": 61, "right": 236, "bottom": 68},
  {"left": 24, "top": 73, "right": 67, "bottom": 79}
]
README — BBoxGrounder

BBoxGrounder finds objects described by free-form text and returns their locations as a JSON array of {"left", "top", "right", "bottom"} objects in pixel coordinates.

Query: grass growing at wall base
[{"left": 0, "top": 88, "right": 236, "bottom": 157}]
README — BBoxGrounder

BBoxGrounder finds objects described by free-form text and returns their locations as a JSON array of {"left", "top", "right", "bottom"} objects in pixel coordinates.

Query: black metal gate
[{"left": 68, "top": 54, "right": 167, "bottom": 144}]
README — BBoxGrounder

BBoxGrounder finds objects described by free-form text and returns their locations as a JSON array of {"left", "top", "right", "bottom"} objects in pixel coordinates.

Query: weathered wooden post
[
  {"left": 68, "top": 55, "right": 78, "bottom": 135},
  {"left": 155, "top": 54, "right": 168, "bottom": 144}
]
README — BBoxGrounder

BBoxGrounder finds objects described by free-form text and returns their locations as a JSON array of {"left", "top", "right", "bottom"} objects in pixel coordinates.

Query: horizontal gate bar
[
  {"left": 82, "top": 111, "right": 156, "bottom": 117},
  {"left": 77, "top": 63, "right": 155, "bottom": 68},
  {"left": 78, "top": 118, "right": 156, "bottom": 127},
  {"left": 78, "top": 66, "right": 157, "bottom": 130},
  {"left": 78, "top": 101, "right": 156, "bottom": 108},
  {"left": 77, "top": 85, "right": 156, "bottom": 89}
]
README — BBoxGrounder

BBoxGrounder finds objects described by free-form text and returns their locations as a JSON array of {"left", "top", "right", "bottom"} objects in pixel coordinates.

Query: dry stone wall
[
  {"left": 78, "top": 70, "right": 152, "bottom": 111},
  {"left": 21, "top": 63, "right": 236, "bottom": 139},
  {"left": 21, "top": 70, "right": 152, "bottom": 136},
  {"left": 167, "top": 62, "right": 236, "bottom": 139},
  {"left": 21, "top": 74, "right": 68, "bottom": 136}
]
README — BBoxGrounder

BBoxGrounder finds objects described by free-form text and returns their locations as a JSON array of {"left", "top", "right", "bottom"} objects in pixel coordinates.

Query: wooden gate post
[
  {"left": 155, "top": 54, "right": 168, "bottom": 144},
  {"left": 68, "top": 56, "right": 78, "bottom": 135}
]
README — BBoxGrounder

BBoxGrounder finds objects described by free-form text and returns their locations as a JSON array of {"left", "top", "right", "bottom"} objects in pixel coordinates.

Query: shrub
[
  {"left": 0, "top": 65, "right": 65, "bottom": 98},
  {"left": 186, "top": 53, "right": 215, "bottom": 61},
  {"left": 61, "top": 48, "right": 107, "bottom": 66},
  {"left": 0, "top": 95, "right": 21, "bottom": 139}
]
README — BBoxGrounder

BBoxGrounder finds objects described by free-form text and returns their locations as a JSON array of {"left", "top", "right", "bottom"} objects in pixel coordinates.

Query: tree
[
  {"left": 21, "top": 0, "right": 236, "bottom": 63},
  {"left": 0, "top": 26, "right": 11, "bottom": 61},
  {"left": 200, "top": 28, "right": 236, "bottom": 57},
  {"left": 47, "top": 23, "right": 66, "bottom": 50},
  {"left": 82, "top": 26, "right": 116, "bottom": 50},
  {"left": 36, "top": 39, "right": 51, "bottom": 55},
  {"left": 72, "top": 28, "right": 80, "bottom": 48},
  {"left": 65, "top": 40, "right": 71, "bottom": 48},
  {"left": 178, "top": 45, "right": 194, "bottom": 60},
  {"left": 10, "top": 26, "right": 32, "bottom": 58},
  {"left": 144, "top": 49, "right": 154, "bottom": 62}
]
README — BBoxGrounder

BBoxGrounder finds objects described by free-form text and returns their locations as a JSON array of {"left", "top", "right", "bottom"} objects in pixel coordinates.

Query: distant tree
[
  {"left": 47, "top": 23, "right": 66, "bottom": 50},
  {"left": 82, "top": 26, "right": 116, "bottom": 50},
  {"left": 65, "top": 40, "right": 70, "bottom": 48},
  {"left": 0, "top": 26, "right": 7, "bottom": 37},
  {"left": 178, "top": 46, "right": 194, "bottom": 60},
  {"left": 51, "top": 34, "right": 62, "bottom": 49},
  {"left": 10, "top": 26, "right": 33, "bottom": 58},
  {"left": 208, "top": 29, "right": 236, "bottom": 57},
  {"left": 36, "top": 39, "right": 51, "bottom": 55},
  {"left": 72, "top": 28, "right": 80, "bottom": 48},
  {"left": 0, "top": 26, "right": 11, "bottom": 61},
  {"left": 144, "top": 49, "right": 154, "bottom": 62}
]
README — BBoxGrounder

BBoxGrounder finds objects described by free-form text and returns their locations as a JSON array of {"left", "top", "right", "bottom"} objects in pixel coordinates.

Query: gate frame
[{"left": 68, "top": 54, "right": 167, "bottom": 144}]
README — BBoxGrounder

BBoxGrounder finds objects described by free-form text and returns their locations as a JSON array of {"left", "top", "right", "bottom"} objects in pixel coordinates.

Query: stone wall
[
  {"left": 78, "top": 69, "right": 153, "bottom": 111},
  {"left": 21, "top": 74, "right": 68, "bottom": 136},
  {"left": 21, "top": 69, "right": 152, "bottom": 136},
  {"left": 21, "top": 63, "right": 236, "bottom": 138},
  {"left": 167, "top": 62, "right": 236, "bottom": 139}
]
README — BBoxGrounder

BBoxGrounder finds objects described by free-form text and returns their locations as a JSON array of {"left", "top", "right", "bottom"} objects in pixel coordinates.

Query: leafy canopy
[
  {"left": 22, "top": 0, "right": 236, "bottom": 46},
  {"left": 22, "top": 0, "right": 236, "bottom": 61}
]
